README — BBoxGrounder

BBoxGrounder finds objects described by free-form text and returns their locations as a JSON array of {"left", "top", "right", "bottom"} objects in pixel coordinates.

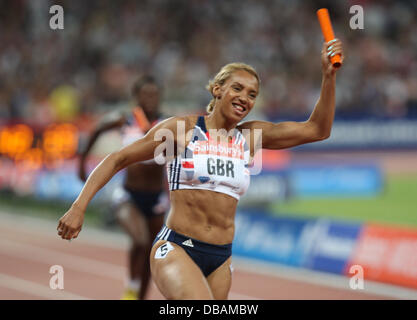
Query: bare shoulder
[
  {"left": 183, "top": 115, "right": 199, "bottom": 132},
  {"left": 236, "top": 121, "right": 253, "bottom": 131},
  {"left": 236, "top": 120, "right": 276, "bottom": 155},
  {"left": 155, "top": 115, "right": 197, "bottom": 133},
  {"left": 237, "top": 120, "right": 273, "bottom": 133},
  {"left": 148, "top": 115, "right": 200, "bottom": 150}
]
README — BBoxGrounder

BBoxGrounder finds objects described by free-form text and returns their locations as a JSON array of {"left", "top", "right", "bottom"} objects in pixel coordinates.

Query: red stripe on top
[{"left": 182, "top": 161, "right": 194, "bottom": 169}]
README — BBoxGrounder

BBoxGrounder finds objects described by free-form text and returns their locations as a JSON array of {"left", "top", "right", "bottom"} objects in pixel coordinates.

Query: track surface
[{"left": 1, "top": 211, "right": 416, "bottom": 300}]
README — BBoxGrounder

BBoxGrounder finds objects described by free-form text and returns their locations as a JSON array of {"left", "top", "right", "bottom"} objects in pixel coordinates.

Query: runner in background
[{"left": 78, "top": 75, "right": 169, "bottom": 300}]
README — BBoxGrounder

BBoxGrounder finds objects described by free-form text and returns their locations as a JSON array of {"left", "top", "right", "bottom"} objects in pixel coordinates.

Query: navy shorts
[
  {"left": 125, "top": 188, "right": 164, "bottom": 218},
  {"left": 153, "top": 225, "right": 232, "bottom": 277}
]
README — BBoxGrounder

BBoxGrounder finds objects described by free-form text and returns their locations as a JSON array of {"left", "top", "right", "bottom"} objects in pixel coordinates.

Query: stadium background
[{"left": 1, "top": 0, "right": 416, "bottom": 299}]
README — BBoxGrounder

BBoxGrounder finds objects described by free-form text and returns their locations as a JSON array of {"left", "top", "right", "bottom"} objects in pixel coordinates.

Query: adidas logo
[{"left": 182, "top": 239, "right": 194, "bottom": 247}]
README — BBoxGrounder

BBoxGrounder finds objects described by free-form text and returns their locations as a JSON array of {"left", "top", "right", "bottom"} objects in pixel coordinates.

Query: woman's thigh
[
  {"left": 115, "top": 202, "right": 149, "bottom": 246},
  {"left": 206, "top": 257, "right": 232, "bottom": 300},
  {"left": 150, "top": 240, "right": 213, "bottom": 300}
]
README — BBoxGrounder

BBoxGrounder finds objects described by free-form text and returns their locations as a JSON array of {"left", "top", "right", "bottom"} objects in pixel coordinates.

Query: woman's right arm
[{"left": 57, "top": 116, "right": 184, "bottom": 240}]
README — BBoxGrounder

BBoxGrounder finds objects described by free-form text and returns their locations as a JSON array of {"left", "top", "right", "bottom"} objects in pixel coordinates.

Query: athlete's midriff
[{"left": 166, "top": 189, "right": 237, "bottom": 245}]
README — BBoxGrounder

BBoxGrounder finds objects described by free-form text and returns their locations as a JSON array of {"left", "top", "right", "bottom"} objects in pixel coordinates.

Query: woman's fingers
[
  {"left": 72, "top": 228, "right": 81, "bottom": 239},
  {"left": 59, "top": 224, "right": 69, "bottom": 239},
  {"left": 322, "top": 39, "right": 344, "bottom": 70},
  {"left": 57, "top": 206, "right": 84, "bottom": 240},
  {"left": 326, "top": 39, "right": 343, "bottom": 58},
  {"left": 57, "top": 222, "right": 65, "bottom": 236},
  {"left": 57, "top": 218, "right": 64, "bottom": 231},
  {"left": 58, "top": 217, "right": 73, "bottom": 239}
]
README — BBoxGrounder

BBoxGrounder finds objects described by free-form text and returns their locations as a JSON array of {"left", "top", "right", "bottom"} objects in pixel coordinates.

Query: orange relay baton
[{"left": 317, "top": 8, "right": 342, "bottom": 68}]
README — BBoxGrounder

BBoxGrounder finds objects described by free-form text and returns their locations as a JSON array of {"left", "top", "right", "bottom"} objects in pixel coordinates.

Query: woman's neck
[{"left": 205, "top": 110, "right": 237, "bottom": 133}]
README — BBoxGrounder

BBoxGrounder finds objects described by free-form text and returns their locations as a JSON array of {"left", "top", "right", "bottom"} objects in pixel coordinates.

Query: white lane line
[
  {"left": 0, "top": 273, "right": 90, "bottom": 300},
  {"left": 228, "top": 292, "right": 260, "bottom": 300},
  {"left": 232, "top": 257, "right": 417, "bottom": 300},
  {"left": 0, "top": 238, "right": 126, "bottom": 281}
]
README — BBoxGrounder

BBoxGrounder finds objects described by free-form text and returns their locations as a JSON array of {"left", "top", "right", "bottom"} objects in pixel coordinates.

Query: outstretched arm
[
  {"left": 241, "top": 39, "right": 344, "bottom": 151},
  {"left": 57, "top": 116, "right": 184, "bottom": 240}
]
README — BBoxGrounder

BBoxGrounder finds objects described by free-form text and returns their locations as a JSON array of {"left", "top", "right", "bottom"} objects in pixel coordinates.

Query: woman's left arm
[{"left": 241, "top": 39, "right": 344, "bottom": 150}]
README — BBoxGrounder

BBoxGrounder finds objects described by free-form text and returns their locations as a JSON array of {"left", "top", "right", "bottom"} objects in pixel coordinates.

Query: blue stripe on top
[{"left": 197, "top": 116, "right": 207, "bottom": 133}]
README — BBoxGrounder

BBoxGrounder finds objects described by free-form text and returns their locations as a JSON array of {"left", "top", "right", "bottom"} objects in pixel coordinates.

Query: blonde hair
[{"left": 206, "top": 62, "right": 260, "bottom": 114}]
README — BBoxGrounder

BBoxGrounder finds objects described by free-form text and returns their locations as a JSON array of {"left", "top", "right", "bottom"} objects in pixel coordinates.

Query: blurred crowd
[{"left": 1, "top": 0, "right": 417, "bottom": 126}]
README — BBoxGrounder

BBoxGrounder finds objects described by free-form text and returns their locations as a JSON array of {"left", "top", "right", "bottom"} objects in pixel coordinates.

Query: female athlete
[
  {"left": 78, "top": 75, "right": 168, "bottom": 300},
  {"left": 57, "top": 39, "right": 344, "bottom": 299}
]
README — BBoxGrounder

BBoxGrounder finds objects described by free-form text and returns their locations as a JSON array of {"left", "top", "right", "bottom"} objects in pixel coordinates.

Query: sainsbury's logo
[{"left": 193, "top": 140, "right": 244, "bottom": 159}]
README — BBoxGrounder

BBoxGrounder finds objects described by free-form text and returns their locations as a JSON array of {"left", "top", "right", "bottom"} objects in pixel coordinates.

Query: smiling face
[{"left": 213, "top": 69, "right": 259, "bottom": 122}]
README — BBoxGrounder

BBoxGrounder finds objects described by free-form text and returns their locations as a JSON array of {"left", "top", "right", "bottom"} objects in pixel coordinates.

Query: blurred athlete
[
  {"left": 58, "top": 39, "right": 344, "bottom": 299},
  {"left": 78, "top": 75, "right": 168, "bottom": 300}
]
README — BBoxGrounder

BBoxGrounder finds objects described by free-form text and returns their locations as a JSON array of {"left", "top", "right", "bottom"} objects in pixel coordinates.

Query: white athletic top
[{"left": 167, "top": 116, "right": 251, "bottom": 200}]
